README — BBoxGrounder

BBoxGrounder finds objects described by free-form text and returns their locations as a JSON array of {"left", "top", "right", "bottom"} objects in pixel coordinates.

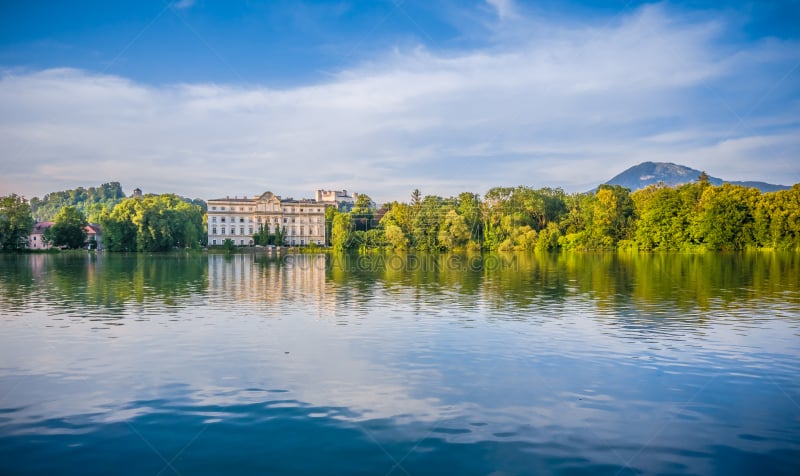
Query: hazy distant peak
[{"left": 602, "top": 162, "right": 789, "bottom": 193}]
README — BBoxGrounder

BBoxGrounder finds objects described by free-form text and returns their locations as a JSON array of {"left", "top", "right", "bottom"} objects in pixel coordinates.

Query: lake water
[{"left": 1, "top": 251, "right": 798, "bottom": 475}]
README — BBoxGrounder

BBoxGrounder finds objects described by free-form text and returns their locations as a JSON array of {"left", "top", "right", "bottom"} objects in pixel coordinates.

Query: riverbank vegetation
[
  {"left": 98, "top": 194, "right": 205, "bottom": 252},
  {"left": 330, "top": 179, "right": 800, "bottom": 252},
  {"left": 3, "top": 175, "right": 799, "bottom": 252}
]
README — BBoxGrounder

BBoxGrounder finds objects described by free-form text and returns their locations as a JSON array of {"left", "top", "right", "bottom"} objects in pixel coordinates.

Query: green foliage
[
  {"left": 0, "top": 194, "right": 34, "bottom": 250},
  {"left": 331, "top": 212, "right": 354, "bottom": 251},
  {"left": 412, "top": 195, "right": 446, "bottom": 251},
  {"left": 351, "top": 194, "right": 375, "bottom": 231},
  {"left": 754, "top": 185, "right": 800, "bottom": 249},
  {"left": 30, "top": 182, "right": 125, "bottom": 222},
  {"left": 536, "top": 222, "right": 561, "bottom": 252},
  {"left": 384, "top": 224, "right": 409, "bottom": 250},
  {"left": 356, "top": 180, "right": 800, "bottom": 252},
  {"left": 45, "top": 206, "right": 88, "bottom": 249},
  {"left": 692, "top": 184, "right": 759, "bottom": 250},
  {"left": 438, "top": 209, "right": 470, "bottom": 250},
  {"left": 380, "top": 202, "right": 413, "bottom": 238},
  {"left": 588, "top": 185, "right": 636, "bottom": 248},
  {"left": 324, "top": 206, "right": 337, "bottom": 246},
  {"left": 11, "top": 180, "right": 800, "bottom": 255},
  {"left": 457, "top": 192, "right": 483, "bottom": 243},
  {"left": 362, "top": 229, "right": 385, "bottom": 250},
  {"left": 223, "top": 238, "right": 236, "bottom": 252},
  {"left": 482, "top": 186, "right": 570, "bottom": 250},
  {"left": 100, "top": 194, "right": 204, "bottom": 252},
  {"left": 253, "top": 223, "right": 285, "bottom": 246}
]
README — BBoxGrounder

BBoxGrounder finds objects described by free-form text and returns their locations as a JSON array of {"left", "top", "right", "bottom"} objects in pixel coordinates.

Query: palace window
[
  {"left": 221, "top": 217, "right": 226, "bottom": 222},
  {"left": 212, "top": 227, "right": 217, "bottom": 234},
  {"left": 240, "top": 218, "right": 244, "bottom": 223}
]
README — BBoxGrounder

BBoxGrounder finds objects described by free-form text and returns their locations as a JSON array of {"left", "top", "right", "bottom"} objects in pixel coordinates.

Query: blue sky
[{"left": 1, "top": 0, "right": 798, "bottom": 202}]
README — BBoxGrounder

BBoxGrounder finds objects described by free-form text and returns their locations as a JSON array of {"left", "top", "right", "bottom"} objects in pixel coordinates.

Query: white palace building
[{"left": 207, "top": 191, "right": 331, "bottom": 247}]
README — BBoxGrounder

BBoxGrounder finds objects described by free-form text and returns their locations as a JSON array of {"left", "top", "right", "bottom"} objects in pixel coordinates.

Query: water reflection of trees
[
  {"left": 0, "top": 254, "right": 36, "bottom": 308},
  {"left": 2, "top": 251, "right": 797, "bottom": 324},
  {"left": 323, "top": 251, "right": 800, "bottom": 323},
  {"left": 0, "top": 253, "right": 208, "bottom": 315}
]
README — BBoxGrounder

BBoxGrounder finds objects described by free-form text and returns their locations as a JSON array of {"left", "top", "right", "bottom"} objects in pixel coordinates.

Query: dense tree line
[
  {"left": 329, "top": 179, "right": 800, "bottom": 252},
  {"left": 29, "top": 182, "right": 207, "bottom": 224},
  {"left": 2, "top": 189, "right": 202, "bottom": 252},
  {"left": 29, "top": 182, "right": 126, "bottom": 222},
  {"left": 3, "top": 176, "right": 799, "bottom": 253},
  {"left": 98, "top": 194, "right": 206, "bottom": 251}
]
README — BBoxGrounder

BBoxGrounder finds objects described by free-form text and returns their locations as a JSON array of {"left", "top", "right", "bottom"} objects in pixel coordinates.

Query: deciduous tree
[
  {"left": 0, "top": 194, "right": 34, "bottom": 250},
  {"left": 46, "top": 206, "right": 87, "bottom": 249}
]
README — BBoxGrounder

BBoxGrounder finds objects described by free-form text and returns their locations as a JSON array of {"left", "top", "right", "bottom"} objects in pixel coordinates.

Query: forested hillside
[
  {"left": 29, "top": 183, "right": 207, "bottom": 223},
  {"left": 30, "top": 182, "right": 126, "bottom": 222}
]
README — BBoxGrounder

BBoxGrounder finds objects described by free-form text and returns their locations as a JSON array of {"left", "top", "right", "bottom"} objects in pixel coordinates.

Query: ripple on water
[{"left": 2, "top": 252, "right": 800, "bottom": 475}]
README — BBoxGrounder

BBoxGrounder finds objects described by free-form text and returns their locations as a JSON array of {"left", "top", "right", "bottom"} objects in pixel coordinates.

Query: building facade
[
  {"left": 315, "top": 189, "right": 358, "bottom": 212},
  {"left": 207, "top": 191, "right": 328, "bottom": 247},
  {"left": 28, "top": 221, "right": 54, "bottom": 250},
  {"left": 26, "top": 222, "right": 103, "bottom": 250}
]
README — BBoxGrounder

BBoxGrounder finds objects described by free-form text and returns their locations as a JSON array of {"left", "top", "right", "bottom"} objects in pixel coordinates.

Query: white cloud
[
  {"left": 486, "top": 0, "right": 517, "bottom": 20},
  {"left": 0, "top": 3, "right": 798, "bottom": 203}
]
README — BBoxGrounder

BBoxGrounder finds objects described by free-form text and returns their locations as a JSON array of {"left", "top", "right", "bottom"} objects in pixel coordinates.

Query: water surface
[{"left": 1, "top": 252, "right": 798, "bottom": 475}]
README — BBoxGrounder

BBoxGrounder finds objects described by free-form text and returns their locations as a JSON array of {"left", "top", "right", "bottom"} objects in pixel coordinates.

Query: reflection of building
[
  {"left": 206, "top": 192, "right": 330, "bottom": 247},
  {"left": 207, "top": 254, "right": 329, "bottom": 309},
  {"left": 315, "top": 189, "right": 358, "bottom": 212}
]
